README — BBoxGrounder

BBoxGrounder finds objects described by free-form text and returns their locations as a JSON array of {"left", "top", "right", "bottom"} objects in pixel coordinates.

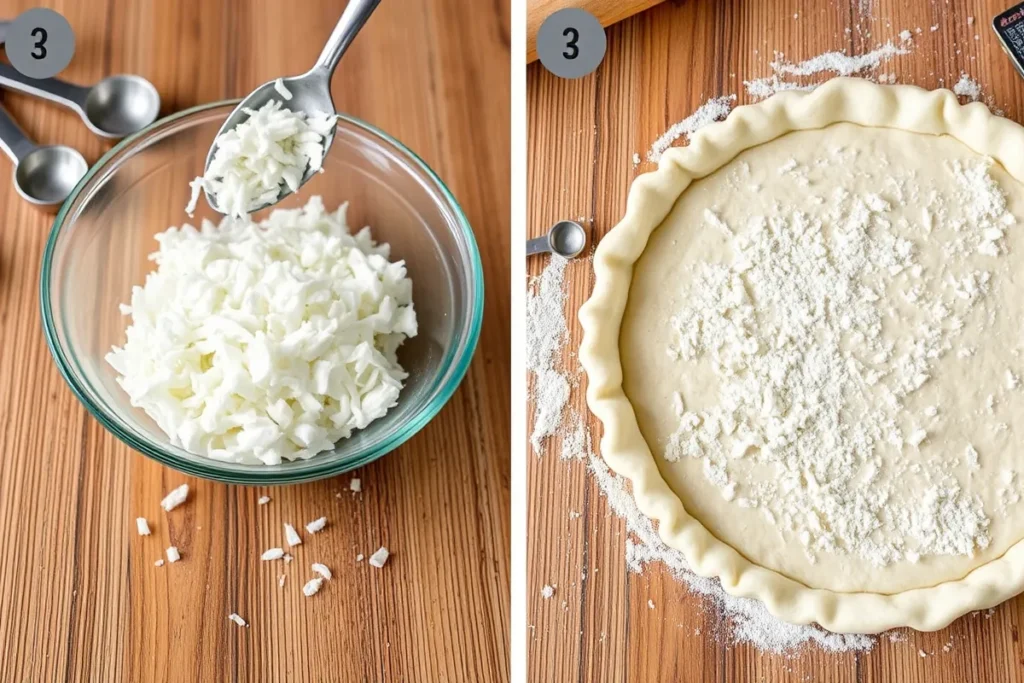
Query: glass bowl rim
[{"left": 39, "top": 99, "right": 485, "bottom": 485}]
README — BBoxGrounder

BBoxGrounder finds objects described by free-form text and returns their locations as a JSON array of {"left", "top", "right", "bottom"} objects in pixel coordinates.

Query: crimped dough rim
[{"left": 578, "top": 78, "right": 1024, "bottom": 634}]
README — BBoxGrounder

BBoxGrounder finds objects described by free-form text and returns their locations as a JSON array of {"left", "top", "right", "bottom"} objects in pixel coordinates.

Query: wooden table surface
[
  {"left": 0, "top": 0, "right": 510, "bottom": 681},
  {"left": 527, "top": 0, "right": 1024, "bottom": 681}
]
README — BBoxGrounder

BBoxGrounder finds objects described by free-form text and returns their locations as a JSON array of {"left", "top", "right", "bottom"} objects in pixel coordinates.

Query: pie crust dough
[{"left": 578, "top": 78, "right": 1024, "bottom": 633}]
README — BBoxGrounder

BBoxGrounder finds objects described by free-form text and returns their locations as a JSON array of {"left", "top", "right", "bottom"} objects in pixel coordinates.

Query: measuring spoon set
[{"left": 0, "top": 59, "right": 159, "bottom": 205}]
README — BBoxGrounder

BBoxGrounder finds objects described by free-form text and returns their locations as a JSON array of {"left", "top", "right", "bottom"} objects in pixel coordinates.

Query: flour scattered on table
[
  {"left": 527, "top": 255, "right": 570, "bottom": 454},
  {"left": 953, "top": 73, "right": 982, "bottom": 101},
  {"left": 541, "top": 585, "right": 555, "bottom": 599},
  {"left": 647, "top": 96, "right": 736, "bottom": 163}
]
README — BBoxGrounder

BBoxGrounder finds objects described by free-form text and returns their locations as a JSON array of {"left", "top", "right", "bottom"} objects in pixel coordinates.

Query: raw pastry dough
[{"left": 579, "top": 78, "right": 1024, "bottom": 633}]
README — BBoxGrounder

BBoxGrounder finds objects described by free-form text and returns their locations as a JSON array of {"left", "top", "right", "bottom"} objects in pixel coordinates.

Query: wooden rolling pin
[{"left": 527, "top": 0, "right": 668, "bottom": 62}]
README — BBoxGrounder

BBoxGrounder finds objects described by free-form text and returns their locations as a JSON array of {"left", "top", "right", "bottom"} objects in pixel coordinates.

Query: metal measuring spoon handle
[
  {"left": 0, "top": 102, "right": 36, "bottom": 163},
  {"left": 0, "top": 63, "right": 89, "bottom": 114},
  {"left": 312, "top": 0, "right": 381, "bottom": 78},
  {"left": 527, "top": 234, "right": 552, "bottom": 256}
]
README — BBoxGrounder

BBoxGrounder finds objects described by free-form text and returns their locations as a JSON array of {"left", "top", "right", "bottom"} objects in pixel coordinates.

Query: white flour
[
  {"left": 527, "top": 255, "right": 873, "bottom": 652},
  {"left": 647, "top": 96, "right": 736, "bottom": 163},
  {"left": 665, "top": 152, "right": 1013, "bottom": 567},
  {"left": 953, "top": 73, "right": 982, "bottom": 101},
  {"left": 527, "top": 256, "right": 570, "bottom": 454}
]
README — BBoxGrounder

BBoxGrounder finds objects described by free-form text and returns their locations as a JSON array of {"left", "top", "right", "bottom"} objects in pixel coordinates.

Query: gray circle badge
[
  {"left": 536, "top": 8, "right": 606, "bottom": 79},
  {"left": 7, "top": 8, "right": 75, "bottom": 79}
]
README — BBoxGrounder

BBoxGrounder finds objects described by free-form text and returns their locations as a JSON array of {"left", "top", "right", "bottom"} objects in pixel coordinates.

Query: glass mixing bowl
[{"left": 41, "top": 102, "right": 483, "bottom": 485}]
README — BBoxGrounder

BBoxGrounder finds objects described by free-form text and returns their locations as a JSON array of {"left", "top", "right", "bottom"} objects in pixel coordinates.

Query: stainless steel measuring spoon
[
  {"left": 0, "top": 103, "right": 86, "bottom": 206},
  {"left": 202, "top": 0, "right": 380, "bottom": 215},
  {"left": 527, "top": 220, "right": 587, "bottom": 259},
  {"left": 0, "top": 63, "right": 160, "bottom": 138}
]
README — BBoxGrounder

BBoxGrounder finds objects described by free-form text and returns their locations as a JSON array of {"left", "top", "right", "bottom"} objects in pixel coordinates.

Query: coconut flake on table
[
  {"left": 106, "top": 197, "right": 417, "bottom": 466},
  {"left": 284, "top": 523, "right": 302, "bottom": 547},
  {"left": 349, "top": 477, "right": 362, "bottom": 492},
  {"left": 302, "top": 577, "right": 324, "bottom": 597},
  {"left": 257, "top": 496, "right": 271, "bottom": 505},
  {"left": 311, "top": 563, "right": 332, "bottom": 580},
  {"left": 166, "top": 546, "right": 181, "bottom": 563},
  {"left": 136, "top": 517, "right": 151, "bottom": 536},
  {"left": 187, "top": 99, "right": 337, "bottom": 218},
  {"left": 160, "top": 484, "right": 189, "bottom": 511},
  {"left": 228, "top": 613, "right": 248, "bottom": 627},
  {"left": 305, "top": 516, "right": 327, "bottom": 534},
  {"left": 368, "top": 547, "right": 390, "bottom": 568},
  {"left": 261, "top": 548, "right": 285, "bottom": 561}
]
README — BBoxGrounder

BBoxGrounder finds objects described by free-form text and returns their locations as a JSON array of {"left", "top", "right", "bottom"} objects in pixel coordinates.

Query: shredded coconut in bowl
[
  {"left": 187, "top": 99, "right": 338, "bottom": 218},
  {"left": 106, "top": 196, "right": 418, "bottom": 466}
]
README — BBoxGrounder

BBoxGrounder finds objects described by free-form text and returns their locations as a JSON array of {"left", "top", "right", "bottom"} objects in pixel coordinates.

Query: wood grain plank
[
  {"left": 527, "top": 0, "right": 1024, "bottom": 681},
  {"left": 0, "top": 0, "right": 509, "bottom": 681}
]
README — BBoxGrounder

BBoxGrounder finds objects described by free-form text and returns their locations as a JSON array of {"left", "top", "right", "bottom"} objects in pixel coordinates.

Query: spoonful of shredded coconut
[{"left": 193, "top": 0, "right": 380, "bottom": 217}]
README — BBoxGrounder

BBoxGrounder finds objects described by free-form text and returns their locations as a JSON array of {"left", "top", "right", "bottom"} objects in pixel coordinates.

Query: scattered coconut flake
[
  {"left": 160, "top": 484, "right": 189, "bottom": 511},
  {"left": 541, "top": 585, "right": 555, "bottom": 599},
  {"left": 278, "top": 574, "right": 286, "bottom": 587},
  {"left": 166, "top": 546, "right": 181, "bottom": 563},
  {"left": 273, "top": 77, "right": 293, "bottom": 101},
  {"left": 899, "top": 29, "right": 912, "bottom": 41},
  {"left": 305, "top": 516, "right": 327, "bottom": 534},
  {"left": 648, "top": 599, "right": 656, "bottom": 609},
  {"left": 356, "top": 553, "right": 365, "bottom": 562},
  {"left": 283, "top": 553, "right": 293, "bottom": 564},
  {"left": 311, "top": 562, "right": 332, "bottom": 580},
  {"left": 302, "top": 577, "right": 324, "bottom": 597},
  {"left": 228, "top": 613, "right": 248, "bottom": 627},
  {"left": 349, "top": 477, "right": 362, "bottom": 492},
  {"left": 257, "top": 496, "right": 271, "bottom": 505},
  {"left": 136, "top": 517, "right": 151, "bottom": 536},
  {"left": 368, "top": 547, "right": 390, "bottom": 568},
  {"left": 154, "top": 559, "right": 164, "bottom": 567},
  {"left": 284, "top": 523, "right": 302, "bottom": 547},
  {"left": 261, "top": 548, "right": 285, "bottom": 561}
]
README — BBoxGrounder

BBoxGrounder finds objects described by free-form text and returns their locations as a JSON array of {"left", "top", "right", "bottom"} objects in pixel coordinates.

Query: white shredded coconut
[
  {"left": 273, "top": 78, "right": 293, "bottom": 101},
  {"left": 188, "top": 99, "right": 337, "bottom": 218},
  {"left": 305, "top": 516, "right": 327, "bottom": 534},
  {"left": 284, "top": 523, "right": 302, "bottom": 547},
  {"left": 349, "top": 477, "right": 362, "bottom": 492},
  {"left": 107, "top": 197, "right": 417, "bottom": 466},
  {"left": 160, "top": 484, "right": 189, "bottom": 511},
  {"left": 166, "top": 546, "right": 181, "bottom": 563},
  {"left": 302, "top": 577, "right": 324, "bottom": 597},
  {"left": 136, "top": 517, "right": 151, "bottom": 536},
  {"left": 356, "top": 553, "right": 365, "bottom": 562},
  {"left": 278, "top": 574, "right": 286, "bottom": 587},
  {"left": 311, "top": 562, "right": 332, "bottom": 580},
  {"left": 154, "top": 559, "right": 164, "bottom": 567},
  {"left": 540, "top": 585, "right": 555, "bottom": 599},
  {"left": 368, "top": 547, "right": 390, "bottom": 568},
  {"left": 261, "top": 548, "right": 285, "bottom": 561},
  {"left": 228, "top": 613, "right": 248, "bottom": 627},
  {"left": 257, "top": 496, "right": 271, "bottom": 505}
]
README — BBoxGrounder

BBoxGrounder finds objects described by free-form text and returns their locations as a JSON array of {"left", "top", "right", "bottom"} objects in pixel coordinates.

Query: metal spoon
[
  {"left": 527, "top": 221, "right": 587, "bottom": 259},
  {"left": 203, "top": 0, "right": 380, "bottom": 214},
  {"left": 0, "top": 103, "right": 86, "bottom": 206},
  {"left": 0, "top": 63, "right": 160, "bottom": 138}
]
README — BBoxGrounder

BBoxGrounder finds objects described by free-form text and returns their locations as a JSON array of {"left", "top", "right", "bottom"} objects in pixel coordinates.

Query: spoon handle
[
  {"left": 0, "top": 104, "right": 35, "bottom": 163},
  {"left": 312, "top": 0, "right": 381, "bottom": 77},
  {"left": 526, "top": 235, "right": 552, "bottom": 256},
  {"left": 0, "top": 63, "right": 90, "bottom": 111}
]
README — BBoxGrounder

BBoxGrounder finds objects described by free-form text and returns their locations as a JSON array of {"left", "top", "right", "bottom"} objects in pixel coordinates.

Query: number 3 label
[
  {"left": 6, "top": 8, "right": 74, "bottom": 79},
  {"left": 537, "top": 9, "right": 606, "bottom": 79}
]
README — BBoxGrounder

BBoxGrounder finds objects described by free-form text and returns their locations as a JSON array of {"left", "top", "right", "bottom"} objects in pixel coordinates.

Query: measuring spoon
[
  {"left": 203, "top": 0, "right": 380, "bottom": 214},
  {"left": 0, "top": 103, "right": 86, "bottom": 206},
  {"left": 527, "top": 221, "right": 587, "bottom": 259},
  {"left": 0, "top": 63, "right": 160, "bottom": 139}
]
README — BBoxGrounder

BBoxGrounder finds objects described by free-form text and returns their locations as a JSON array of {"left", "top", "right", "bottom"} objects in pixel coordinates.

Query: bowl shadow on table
[{"left": 44, "top": 106, "right": 478, "bottom": 483}]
